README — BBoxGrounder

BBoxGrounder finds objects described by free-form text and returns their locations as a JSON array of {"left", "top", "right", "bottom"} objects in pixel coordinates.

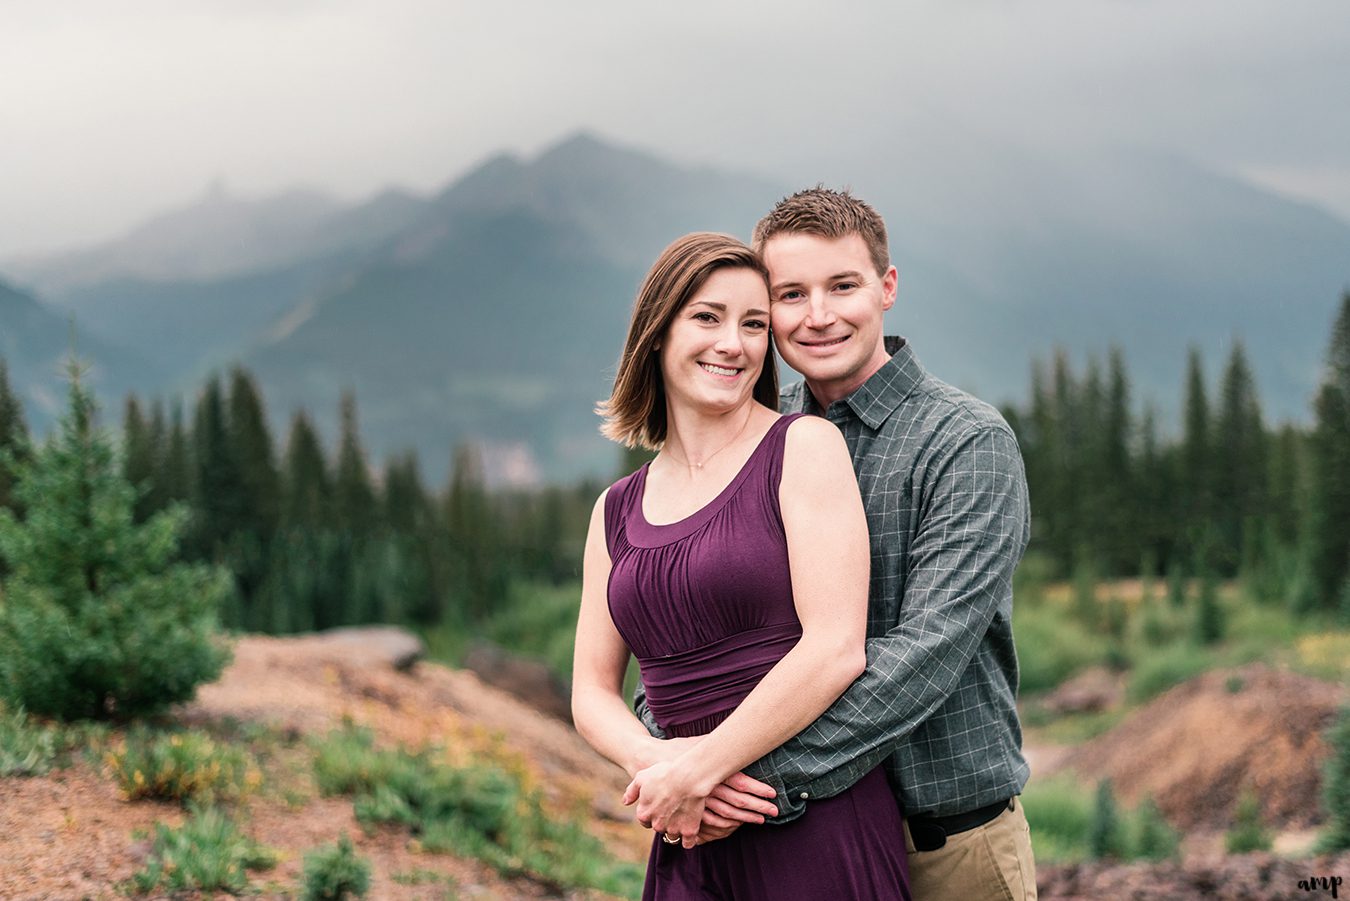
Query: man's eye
[
  {"left": 778, "top": 291, "right": 803, "bottom": 302},
  {"left": 834, "top": 282, "right": 857, "bottom": 291}
]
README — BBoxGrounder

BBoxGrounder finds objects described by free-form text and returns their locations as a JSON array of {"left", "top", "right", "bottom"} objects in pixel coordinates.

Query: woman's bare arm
[{"left": 624, "top": 417, "right": 869, "bottom": 846}]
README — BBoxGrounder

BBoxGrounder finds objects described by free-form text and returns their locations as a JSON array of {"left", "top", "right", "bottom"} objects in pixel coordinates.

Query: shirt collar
[{"left": 805, "top": 336, "right": 926, "bottom": 430}]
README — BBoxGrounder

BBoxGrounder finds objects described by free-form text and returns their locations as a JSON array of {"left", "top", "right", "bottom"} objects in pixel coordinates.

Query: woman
[{"left": 571, "top": 233, "right": 910, "bottom": 900}]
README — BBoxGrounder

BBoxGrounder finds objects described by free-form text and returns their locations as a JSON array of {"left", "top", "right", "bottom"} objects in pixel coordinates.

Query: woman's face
[{"left": 658, "top": 266, "right": 771, "bottom": 416}]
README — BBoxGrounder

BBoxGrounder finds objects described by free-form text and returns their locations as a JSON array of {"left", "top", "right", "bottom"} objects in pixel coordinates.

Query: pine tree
[
  {"left": 1102, "top": 348, "right": 1133, "bottom": 573},
  {"left": 1304, "top": 293, "right": 1350, "bottom": 612},
  {"left": 281, "top": 412, "right": 331, "bottom": 530},
  {"left": 191, "top": 376, "right": 245, "bottom": 560},
  {"left": 332, "top": 393, "right": 381, "bottom": 624},
  {"left": 227, "top": 369, "right": 280, "bottom": 540},
  {"left": 1180, "top": 346, "right": 1212, "bottom": 562},
  {"left": 1193, "top": 564, "right": 1225, "bottom": 645},
  {"left": 121, "top": 395, "right": 157, "bottom": 523},
  {"left": 333, "top": 393, "right": 377, "bottom": 536},
  {"left": 1089, "top": 779, "right": 1126, "bottom": 860},
  {"left": 1213, "top": 340, "right": 1267, "bottom": 575},
  {"left": 225, "top": 369, "right": 281, "bottom": 631},
  {"left": 1133, "top": 796, "right": 1179, "bottom": 860},
  {"left": 1320, "top": 705, "right": 1350, "bottom": 852},
  {"left": 161, "top": 401, "right": 193, "bottom": 507},
  {"left": 382, "top": 451, "right": 440, "bottom": 625},
  {"left": 0, "top": 361, "right": 231, "bottom": 720},
  {"left": 0, "top": 358, "right": 30, "bottom": 515},
  {"left": 444, "top": 443, "right": 502, "bottom": 623},
  {"left": 1225, "top": 789, "right": 1272, "bottom": 853}
]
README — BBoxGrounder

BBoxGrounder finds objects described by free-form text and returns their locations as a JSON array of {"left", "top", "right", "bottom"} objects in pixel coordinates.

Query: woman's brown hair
[{"left": 597, "top": 232, "right": 777, "bottom": 450}]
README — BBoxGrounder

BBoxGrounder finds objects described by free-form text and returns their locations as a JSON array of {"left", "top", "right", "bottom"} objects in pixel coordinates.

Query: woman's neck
[{"left": 660, "top": 401, "right": 761, "bottom": 471}]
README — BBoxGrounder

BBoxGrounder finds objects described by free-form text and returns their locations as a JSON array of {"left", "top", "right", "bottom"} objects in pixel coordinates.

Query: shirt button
[{"left": 799, "top": 792, "right": 810, "bottom": 800}]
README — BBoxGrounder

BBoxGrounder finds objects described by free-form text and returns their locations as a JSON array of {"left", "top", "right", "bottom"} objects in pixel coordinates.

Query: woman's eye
[
  {"left": 744, "top": 319, "right": 767, "bottom": 330},
  {"left": 778, "top": 291, "right": 803, "bottom": 302},
  {"left": 693, "top": 311, "right": 717, "bottom": 323}
]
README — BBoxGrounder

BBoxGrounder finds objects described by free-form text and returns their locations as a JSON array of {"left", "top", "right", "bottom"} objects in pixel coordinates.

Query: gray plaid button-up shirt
[
  {"left": 754, "top": 336, "right": 1031, "bottom": 821},
  {"left": 634, "top": 336, "right": 1030, "bottom": 821}
]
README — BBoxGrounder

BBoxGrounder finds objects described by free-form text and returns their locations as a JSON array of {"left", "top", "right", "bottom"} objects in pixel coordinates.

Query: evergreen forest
[{"left": 1, "top": 290, "right": 1348, "bottom": 658}]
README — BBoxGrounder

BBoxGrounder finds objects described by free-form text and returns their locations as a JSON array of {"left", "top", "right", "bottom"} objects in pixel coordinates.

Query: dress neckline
[{"left": 629, "top": 414, "right": 797, "bottom": 548}]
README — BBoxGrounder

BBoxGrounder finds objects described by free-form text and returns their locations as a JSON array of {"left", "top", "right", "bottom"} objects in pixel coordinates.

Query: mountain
[
  {"left": 794, "top": 127, "right": 1350, "bottom": 419},
  {"left": 3, "top": 129, "right": 1347, "bottom": 482},
  {"left": 242, "top": 133, "right": 784, "bottom": 482}
]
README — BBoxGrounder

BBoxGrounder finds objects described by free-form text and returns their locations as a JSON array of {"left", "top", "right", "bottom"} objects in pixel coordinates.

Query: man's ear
[{"left": 880, "top": 265, "right": 898, "bottom": 312}]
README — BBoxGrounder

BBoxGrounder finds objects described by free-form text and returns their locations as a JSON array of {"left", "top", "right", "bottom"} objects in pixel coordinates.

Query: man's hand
[{"left": 623, "top": 767, "right": 779, "bottom": 848}]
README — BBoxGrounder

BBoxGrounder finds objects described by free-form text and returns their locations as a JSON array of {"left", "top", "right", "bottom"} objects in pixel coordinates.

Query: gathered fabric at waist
[{"left": 639, "top": 621, "right": 802, "bottom": 736}]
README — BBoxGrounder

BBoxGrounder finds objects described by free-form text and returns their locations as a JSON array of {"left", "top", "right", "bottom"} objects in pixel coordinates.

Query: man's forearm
[{"left": 747, "top": 425, "right": 1029, "bottom": 820}]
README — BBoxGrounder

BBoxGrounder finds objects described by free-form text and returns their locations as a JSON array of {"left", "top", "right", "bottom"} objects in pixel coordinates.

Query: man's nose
[{"left": 804, "top": 293, "right": 836, "bottom": 328}]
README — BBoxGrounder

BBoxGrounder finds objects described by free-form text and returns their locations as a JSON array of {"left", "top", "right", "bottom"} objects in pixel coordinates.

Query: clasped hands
[{"left": 623, "top": 737, "right": 778, "bottom": 849}]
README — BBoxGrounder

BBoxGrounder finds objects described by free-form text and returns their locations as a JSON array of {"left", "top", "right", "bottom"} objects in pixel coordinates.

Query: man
[{"left": 638, "top": 187, "right": 1036, "bottom": 899}]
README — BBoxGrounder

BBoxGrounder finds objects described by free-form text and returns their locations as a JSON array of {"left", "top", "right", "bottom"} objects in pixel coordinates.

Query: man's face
[{"left": 764, "top": 232, "right": 897, "bottom": 407}]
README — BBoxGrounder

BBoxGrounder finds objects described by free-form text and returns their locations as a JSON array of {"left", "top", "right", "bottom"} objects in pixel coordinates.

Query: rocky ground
[
  {"left": 1, "top": 632, "right": 1345, "bottom": 900},
  {"left": 0, "top": 628, "right": 648, "bottom": 900}
]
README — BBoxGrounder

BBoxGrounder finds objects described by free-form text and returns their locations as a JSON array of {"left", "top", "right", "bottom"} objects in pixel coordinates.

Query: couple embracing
[{"left": 572, "top": 188, "right": 1037, "bottom": 901}]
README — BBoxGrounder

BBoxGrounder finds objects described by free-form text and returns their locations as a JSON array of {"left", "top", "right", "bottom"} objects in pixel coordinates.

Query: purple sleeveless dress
[{"left": 605, "top": 414, "right": 911, "bottom": 901}]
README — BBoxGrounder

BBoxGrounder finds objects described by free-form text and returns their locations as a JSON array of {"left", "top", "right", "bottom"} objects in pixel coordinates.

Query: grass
[
  {"left": 1022, "top": 775, "right": 1179, "bottom": 864},
  {"left": 311, "top": 723, "right": 643, "bottom": 898},
  {"left": 129, "top": 804, "right": 276, "bottom": 895},
  {"left": 0, "top": 705, "right": 57, "bottom": 777},
  {"left": 105, "top": 726, "right": 263, "bottom": 805},
  {"left": 302, "top": 833, "right": 371, "bottom": 901}
]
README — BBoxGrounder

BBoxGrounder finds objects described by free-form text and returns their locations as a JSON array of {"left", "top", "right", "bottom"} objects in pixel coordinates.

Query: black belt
[{"left": 908, "top": 798, "right": 1014, "bottom": 852}]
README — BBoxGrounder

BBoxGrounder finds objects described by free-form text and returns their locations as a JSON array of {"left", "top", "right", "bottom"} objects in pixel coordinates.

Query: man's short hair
[{"left": 752, "top": 186, "right": 890, "bottom": 277}]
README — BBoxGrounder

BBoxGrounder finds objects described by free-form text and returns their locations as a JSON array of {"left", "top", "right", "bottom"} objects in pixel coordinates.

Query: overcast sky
[{"left": 3, "top": 0, "right": 1348, "bottom": 259}]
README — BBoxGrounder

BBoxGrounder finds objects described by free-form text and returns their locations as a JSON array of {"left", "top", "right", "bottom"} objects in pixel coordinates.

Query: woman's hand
[
  {"left": 623, "top": 761, "right": 780, "bottom": 848},
  {"left": 622, "top": 759, "right": 711, "bottom": 848}
]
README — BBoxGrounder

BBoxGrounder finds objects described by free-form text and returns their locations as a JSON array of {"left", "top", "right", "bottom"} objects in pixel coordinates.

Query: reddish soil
[
  {"left": 0, "top": 630, "right": 649, "bottom": 900},
  {"left": 1062, "top": 664, "right": 1346, "bottom": 831}
]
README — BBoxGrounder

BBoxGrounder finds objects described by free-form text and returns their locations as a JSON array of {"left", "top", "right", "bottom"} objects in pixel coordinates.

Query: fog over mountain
[{"left": 4, "top": 131, "right": 1347, "bottom": 483}]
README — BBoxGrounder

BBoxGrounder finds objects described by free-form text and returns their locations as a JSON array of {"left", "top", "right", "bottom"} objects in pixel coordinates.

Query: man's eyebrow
[{"left": 770, "top": 271, "right": 866, "bottom": 292}]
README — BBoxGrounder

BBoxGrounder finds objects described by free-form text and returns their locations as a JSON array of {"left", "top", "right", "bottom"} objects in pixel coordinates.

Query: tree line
[
  {"left": 1, "top": 289, "right": 1347, "bottom": 633},
  {"left": 0, "top": 366, "right": 601, "bottom": 637},
  {"left": 1005, "top": 290, "right": 1350, "bottom": 617}
]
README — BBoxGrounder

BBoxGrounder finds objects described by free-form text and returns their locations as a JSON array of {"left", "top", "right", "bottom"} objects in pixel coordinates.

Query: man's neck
[{"left": 804, "top": 345, "right": 894, "bottom": 410}]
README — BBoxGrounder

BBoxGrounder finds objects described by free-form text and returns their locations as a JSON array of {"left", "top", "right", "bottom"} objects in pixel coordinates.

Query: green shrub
[
  {"left": 0, "top": 364, "right": 231, "bottom": 721},
  {"left": 302, "top": 833, "right": 371, "bottom": 900},
  {"left": 1132, "top": 796, "right": 1179, "bottom": 860},
  {"left": 130, "top": 805, "right": 275, "bottom": 894},
  {"left": 1023, "top": 778, "right": 1178, "bottom": 864},
  {"left": 0, "top": 705, "right": 56, "bottom": 776},
  {"left": 1013, "top": 603, "right": 1111, "bottom": 694},
  {"left": 1020, "top": 777, "right": 1094, "bottom": 863},
  {"left": 1318, "top": 706, "right": 1350, "bottom": 852},
  {"left": 106, "top": 727, "right": 262, "bottom": 805},
  {"left": 1126, "top": 642, "right": 1213, "bottom": 703},
  {"left": 310, "top": 724, "right": 642, "bottom": 897},
  {"left": 1089, "top": 779, "right": 1128, "bottom": 860},
  {"left": 1193, "top": 571, "right": 1226, "bottom": 645},
  {"left": 1225, "top": 789, "right": 1272, "bottom": 853}
]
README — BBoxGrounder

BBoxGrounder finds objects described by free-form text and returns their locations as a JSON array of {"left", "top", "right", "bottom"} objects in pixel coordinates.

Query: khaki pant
[{"left": 902, "top": 796, "right": 1037, "bottom": 901}]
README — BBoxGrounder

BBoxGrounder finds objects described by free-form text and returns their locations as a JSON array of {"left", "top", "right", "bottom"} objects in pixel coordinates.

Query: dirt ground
[
  {"left": 1061, "top": 663, "right": 1346, "bottom": 831},
  {"left": 0, "top": 629, "right": 649, "bottom": 900},
  {"left": 3, "top": 635, "right": 1346, "bottom": 900}
]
